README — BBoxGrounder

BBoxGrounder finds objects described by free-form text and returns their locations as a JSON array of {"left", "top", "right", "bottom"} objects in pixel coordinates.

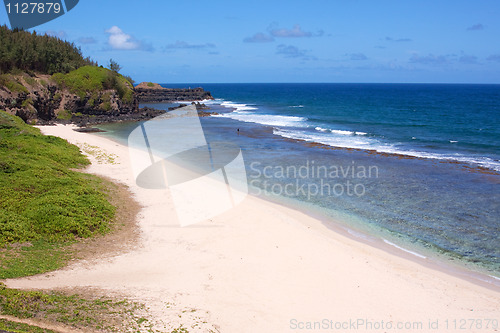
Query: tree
[
  {"left": 0, "top": 25, "right": 96, "bottom": 74},
  {"left": 108, "top": 59, "right": 121, "bottom": 73}
]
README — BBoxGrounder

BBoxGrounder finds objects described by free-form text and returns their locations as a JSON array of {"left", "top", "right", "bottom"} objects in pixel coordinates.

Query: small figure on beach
[{"left": 237, "top": 128, "right": 240, "bottom": 135}]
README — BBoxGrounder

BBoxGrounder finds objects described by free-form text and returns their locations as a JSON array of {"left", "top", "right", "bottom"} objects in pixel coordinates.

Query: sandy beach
[{"left": 5, "top": 124, "right": 500, "bottom": 333}]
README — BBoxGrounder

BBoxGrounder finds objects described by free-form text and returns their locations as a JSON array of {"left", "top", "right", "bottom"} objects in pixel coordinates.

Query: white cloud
[{"left": 105, "top": 26, "right": 151, "bottom": 51}]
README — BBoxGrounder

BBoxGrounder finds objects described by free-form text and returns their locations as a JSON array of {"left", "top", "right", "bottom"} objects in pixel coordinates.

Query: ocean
[{"left": 97, "top": 83, "right": 500, "bottom": 280}]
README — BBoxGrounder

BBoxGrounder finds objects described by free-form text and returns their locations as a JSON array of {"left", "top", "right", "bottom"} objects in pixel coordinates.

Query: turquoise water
[{"left": 98, "top": 83, "right": 500, "bottom": 277}]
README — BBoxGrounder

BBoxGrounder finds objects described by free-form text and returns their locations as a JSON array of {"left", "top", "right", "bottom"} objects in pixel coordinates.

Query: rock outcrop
[
  {"left": 0, "top": 71, "right": 138, "bottom": 125},
  {"left": 70, "top": 107, "right": 166, "bottom": 126},
  {"left": 0, "top": 75, "right": 216, "bottom": 125},
  {"left": 135, "top": 82, "right": 214, "bottom": 103}
]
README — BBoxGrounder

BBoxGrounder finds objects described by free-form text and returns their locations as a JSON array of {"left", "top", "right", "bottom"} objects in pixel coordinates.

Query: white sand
[{"left": 5, "top": 124, "right": 500, "bottom": 332}]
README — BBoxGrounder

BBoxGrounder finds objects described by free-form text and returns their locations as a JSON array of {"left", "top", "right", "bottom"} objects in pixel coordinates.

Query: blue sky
[{"left": 2, "top": 0, "right": 500, "bottom": 83}]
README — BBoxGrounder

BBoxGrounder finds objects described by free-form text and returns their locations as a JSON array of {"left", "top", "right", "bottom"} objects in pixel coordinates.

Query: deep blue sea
[{"left": 99, "top": 83, "right": 500, "bottom": 280}]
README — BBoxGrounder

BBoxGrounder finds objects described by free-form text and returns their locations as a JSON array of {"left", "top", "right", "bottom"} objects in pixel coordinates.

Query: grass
[
  {"left": 0, "top": 74, "right": 29, "bottom": 94},
  {"left": 0, "top": 318, "right": 57, "bottom": 333},
  {"left": 23, "top": 76, "right": 38, "bottom": 88},
  {"left": 0, "top": 111, "right": 115, "bottom": 278},
  {"left": 0, "top": 112, "right": 155, "bottom": 332},
  {"left": 52, "top": 66, "right": 134, "bottom": 104},
  {"left": 0, "top": 283, "right": 159, "bottom": 332},
  {"left": 0, "top": 241, "right": 69, "bottom": 280},
  {"left": 0, "top": 112, "right": 192, "bottom": 332},
  {"left": 55, "top": 109, "right": 72, "bottom": 121},
  {"left": 20, "top": 98, "right": 33, "bottom": 108}
]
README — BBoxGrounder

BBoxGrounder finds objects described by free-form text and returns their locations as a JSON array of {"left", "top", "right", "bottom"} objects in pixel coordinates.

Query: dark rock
[
  {"left": 135, "top": 83, "right": 214, "bottom": 103},
  {"left": 70, "top": 107, "right": 166, "bottom": 127}
]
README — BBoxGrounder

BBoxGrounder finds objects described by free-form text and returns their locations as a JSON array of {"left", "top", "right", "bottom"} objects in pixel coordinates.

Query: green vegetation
[
  {"left": 56, "top": 109, "right": 72, "bottom": 121},
  {"left": 0, "top": 74, "right": 29, "bottom": 93},
  {"left": 52, "top": 65, "right": 134, "bottom": 104},
  {"left": 0, "top": 111, "right": 115, "bottom": 278},
  {"left": 0, "top": 113, "right": 166, "bottom": 332},
  {"left": 123, "top": 75, "right": 135, "bottom": 86},
  {"left": 20, "top": 98, "right": 33, "bottom": 108},
  {"left": 0, "top": 25, "right": 96, "bottom": 74},
  {"left": 0, "top": 26, "right": 137, "bottom": 123},
  {"left": 0, "top": 318, "right": 57, "bottom": 333},
  {"left": 147, "top": 82, "right": 155, "bottom": 87},
  {"left": 108, "top": 58, "right": 122, "bottom": 73},
  {"left": 23, "top": 76, "right": 38, "bottom": 87},
  {"left": 0, "top": 283, "right": 158, "bottom": 332},
  {"left": 0, "top": 241, "right": 69, "bottom": 279}
]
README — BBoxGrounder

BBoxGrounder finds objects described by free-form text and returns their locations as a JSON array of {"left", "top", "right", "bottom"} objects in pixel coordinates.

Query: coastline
[
  {"left": 256, "top": 191, "right": 500, "bottom": 291},
  {"left": 5, "top": 124, "right": 500, "bottom": 332},
  {"left": 91, "top": 106, "right": 500, "bottom": 287}
]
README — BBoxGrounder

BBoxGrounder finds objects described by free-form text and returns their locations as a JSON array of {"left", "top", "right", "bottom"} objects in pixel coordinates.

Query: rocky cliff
[
  {"left": 135, "top": 82, "right": 214, "bottom": 103},
  {"left": 0, "top": 73, "right": 217, "bottom": 125},
  {"left": 0, "top": 67, "right": 138, "bottom": 124}
]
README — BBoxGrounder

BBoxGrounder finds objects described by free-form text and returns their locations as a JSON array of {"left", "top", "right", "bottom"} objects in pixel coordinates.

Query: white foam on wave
[
  {"left": 315, "top": 127, "right": 367, "bottom": 136},
  {"left": 202, "top": 98, "right": 224, "bottom": 105},
  {"left": 215, "top": 113, "right": 308, "bottom": 127},
  {"left": 220, "top": 101, "right": 258, "bottom": 112},
  {"left": 383, "top": 240, "right": 427, "bottom": 259},
  {"left": 289, "top": 105, "right": 304, "bottom": 108},
  {"left": 315, "top": 126, "right": 329, "bottom": 132},
  {"left": 331, "top": 129, "right": 355, "bottom": 136},
  {"left": 380, "top": 149, "right": 500, "bottom": 172},
  {"left": 275, "top": 128, "right": 383, "bottom": 151},
  {"left": 273, "top": 128, "right": 500, "bottom": 172},
  {"left": 215, "top": 101, "right": 308, "bottom": 127}
]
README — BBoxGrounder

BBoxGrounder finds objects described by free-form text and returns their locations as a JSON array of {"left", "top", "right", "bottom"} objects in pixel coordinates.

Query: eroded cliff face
[
  {"left": 0, "top": 71, "right": 138, "bottom": 124},
  {"left": 135, "top": 82, "right": 214, "bottom": 103},
  {"left": 0, "top": 74, "right": 216, "bottom": 125}
]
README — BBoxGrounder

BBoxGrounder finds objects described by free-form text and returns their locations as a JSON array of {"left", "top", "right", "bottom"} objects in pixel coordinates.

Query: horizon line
[{"left": 148, "top": 82, "right": 500, "bottom": 85}]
